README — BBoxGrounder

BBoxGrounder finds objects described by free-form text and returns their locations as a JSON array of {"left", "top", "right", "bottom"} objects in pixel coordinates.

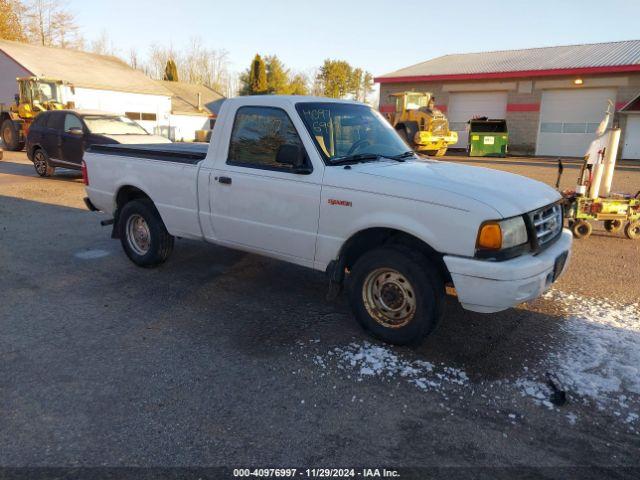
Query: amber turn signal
[{"left": 477, "top": 222, "right": 502, "bottom": 250}]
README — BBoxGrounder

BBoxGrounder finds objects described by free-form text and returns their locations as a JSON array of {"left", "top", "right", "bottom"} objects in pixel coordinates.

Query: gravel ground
[{"left": 1, "top": 151, "right": 639, "bottom": 478}]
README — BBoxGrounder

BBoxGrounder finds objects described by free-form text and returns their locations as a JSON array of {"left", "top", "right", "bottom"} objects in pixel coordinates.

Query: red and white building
[{"left": 376, "top": 40, "right": 640, "bottom": 159}]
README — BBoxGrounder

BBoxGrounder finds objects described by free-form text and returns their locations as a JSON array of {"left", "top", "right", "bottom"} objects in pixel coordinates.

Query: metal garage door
[
  {"left": 448, "top": 92, "right": 508, "bottom": 148},
  {"left": 536, "top": 88, "right": 616, "bottom": 157},
  {"left": 622, "top": 115, "right": 640, "bottom": 160}
]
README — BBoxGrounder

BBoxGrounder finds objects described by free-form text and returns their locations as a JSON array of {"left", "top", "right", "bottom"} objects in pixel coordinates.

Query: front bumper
[
  {"left": 413, "top": 131, "right": 458, "bottom": 149},
  {"left": 443, "top": 229, "right": 572, "bottom": 313}
]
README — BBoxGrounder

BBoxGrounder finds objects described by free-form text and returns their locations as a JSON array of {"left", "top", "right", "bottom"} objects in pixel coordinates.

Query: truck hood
[
  {"left": 100, "top": 134, "right": 172, "bottom": 144},
  {"left": 349, "top": 159, "right": 561, "bottom": 218}
]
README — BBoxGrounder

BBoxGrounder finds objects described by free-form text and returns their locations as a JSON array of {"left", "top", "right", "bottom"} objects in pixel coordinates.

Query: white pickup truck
[{"left": 83, "top": 95, "right": 572, "bottom": 345}]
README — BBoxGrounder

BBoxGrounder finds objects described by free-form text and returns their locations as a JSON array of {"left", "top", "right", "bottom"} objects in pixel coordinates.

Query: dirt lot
[{"left": 1, "top": 151, "right": 639, "bottom": 478}]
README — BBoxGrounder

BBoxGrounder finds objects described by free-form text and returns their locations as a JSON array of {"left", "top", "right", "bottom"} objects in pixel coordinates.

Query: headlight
[{"left": 477, "top": 216, "right": 528, "bottom": 252}]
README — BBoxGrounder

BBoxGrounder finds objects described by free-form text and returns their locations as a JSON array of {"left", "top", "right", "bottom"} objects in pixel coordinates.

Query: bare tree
[
  {"left": 128, "top": 47, "right": 141, "bottom": 70},
  {"left": 22, "top": 0, "right": 80, "bottom": 48},
  {"left": 146, "top": 43, "right": 177, "bottom": 80},
  {"left": 178, "top": 37, "right": 230, "bottom": 93},
  {"left": 89, "top": 29, "right": 118, "bottom": 56},
  {"left": 144, "top": 38, "right": 233, "bottom": 95}
]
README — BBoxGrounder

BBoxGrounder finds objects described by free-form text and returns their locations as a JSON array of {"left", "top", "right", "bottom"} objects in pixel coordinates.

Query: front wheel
[
  {"left": 1, "top": 119, "right": 25, "bottom": 151},
  {"left": 571, "top": 219, "right": 592, "bottom": 239},
  {"left": 118, "top": 199, "right": 174, "bottom": 267},
  {"left": 348, "top": 246, "right": 444, "bottom": 345},
  {"left": 624, "top": 220, "right": 640, "bottom": 240},
  {"left": 33, "top": 149, "right": 55, "bottom": 177},
  {"left": 396, "top": 128, "right": 411, "bottom": 148}
]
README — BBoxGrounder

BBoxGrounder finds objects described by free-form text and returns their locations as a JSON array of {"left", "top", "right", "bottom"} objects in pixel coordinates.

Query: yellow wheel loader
[
  {"left": 0, "top": 77, "right": 73, "bottom": 151},
  {"left": 386, "top": 92, "right": 457, "bottom": 156}
]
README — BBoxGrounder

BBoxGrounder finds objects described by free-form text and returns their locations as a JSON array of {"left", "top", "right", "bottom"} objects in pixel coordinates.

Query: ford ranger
[{"left": 82, "top": 96, "right": 572, "bottom": 345}]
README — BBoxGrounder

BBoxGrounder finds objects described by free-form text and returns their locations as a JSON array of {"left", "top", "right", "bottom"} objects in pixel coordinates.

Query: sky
[{"left": 66, "top": 0, "right": 640, "bottom": 78}]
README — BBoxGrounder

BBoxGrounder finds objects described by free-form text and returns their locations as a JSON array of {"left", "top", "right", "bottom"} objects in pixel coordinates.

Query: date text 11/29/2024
[{"left": 233, "top": 468, "right": 400, "bottom": 478}]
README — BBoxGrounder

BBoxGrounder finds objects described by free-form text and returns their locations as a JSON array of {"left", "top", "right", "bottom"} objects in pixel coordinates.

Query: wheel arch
[
  {"left": 29, "top": 143, "right": 43, "bottom": 160},
  {"left": 112, "top": 185, "right": 158, "bottom": 239},
  {"left": 328, "top": 227, "right": 451, "bottom": 285}
]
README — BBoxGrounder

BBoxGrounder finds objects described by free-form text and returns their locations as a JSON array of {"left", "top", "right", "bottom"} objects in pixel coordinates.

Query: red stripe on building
[
  {"left": 378, "top": 104, "right": 448, "bottom": 113},
  {"left": 506, "top": 103, "right": 540, "bottom": 112},
  {"left": 615, "top": 101, "right": 626, "bottom": 111},
  {"left": 375, "top": 65, "right": 640, "bottom": 83}
]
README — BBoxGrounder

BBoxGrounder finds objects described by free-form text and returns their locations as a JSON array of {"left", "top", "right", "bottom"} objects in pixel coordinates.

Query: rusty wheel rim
[{"left": 362, "top": 268, "right": 416, "bottom": 329}]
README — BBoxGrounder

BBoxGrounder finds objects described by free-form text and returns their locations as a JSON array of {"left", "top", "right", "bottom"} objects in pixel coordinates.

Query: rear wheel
[
  {"left": 604, "top": 219, "right": 623, "bottom": 233},
  {"left": 348, "top": 246, "right": 444, "bottom": 345},
  {"left": 1, "top": 119, "right": 24, "bottom": 151},
  {"left": 118, "top": 199, "right": 174, "bottom": 267},
  {"left": 624, "top": 220, "right": 640, "bottom": 240},
  {"left": 32, "top": 148, "right": 55, "bottom": 177},
  {"left": 571, "top": 219, "right": 592, "bottom": 239}
]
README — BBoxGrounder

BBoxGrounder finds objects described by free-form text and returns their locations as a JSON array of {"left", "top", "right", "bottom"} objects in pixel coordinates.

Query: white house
[
  {"left": 157, "top": 80, "right": 225, "bottom": 142},
  {"left": 0, "top": 39, "right": 172, "bottom": 134}
]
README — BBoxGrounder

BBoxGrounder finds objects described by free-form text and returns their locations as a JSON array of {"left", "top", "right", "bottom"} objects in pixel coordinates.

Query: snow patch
[
  {"left": 326, "top": 341, "right": 468, "bottom": 392},
  {"left": 543, "top": 290, "right": 640, "bottom": 399}
]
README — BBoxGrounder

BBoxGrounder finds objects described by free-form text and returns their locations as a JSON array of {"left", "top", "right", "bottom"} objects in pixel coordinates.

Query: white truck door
[{"left": 210, "top": 105, "right": 322, "bottom": 266}]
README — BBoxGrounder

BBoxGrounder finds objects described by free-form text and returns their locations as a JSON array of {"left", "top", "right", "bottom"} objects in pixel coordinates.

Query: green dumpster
[{"left": 467, "top": 118, "right": 508, "bottom": 157}]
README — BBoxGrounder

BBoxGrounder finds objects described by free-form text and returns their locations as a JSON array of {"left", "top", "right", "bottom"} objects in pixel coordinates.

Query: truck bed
[{"left": 87, "top": 143, "right": 208, "bottom": 165}]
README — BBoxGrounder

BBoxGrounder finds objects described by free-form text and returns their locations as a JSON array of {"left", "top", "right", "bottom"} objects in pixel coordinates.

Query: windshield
[
  {"left": 33, "top": 81, "right": 59, "bottom": 103},
  {"left": 83, "top": 115, "right": 149, "bottom": 135},
  {"left": 296, "top": 102, "right": 411, "bottom": 163}
]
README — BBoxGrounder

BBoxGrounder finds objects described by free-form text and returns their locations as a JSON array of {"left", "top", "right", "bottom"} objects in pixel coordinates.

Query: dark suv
[{"left": 26, "top": 110, "right": 170, "bottom": 177}]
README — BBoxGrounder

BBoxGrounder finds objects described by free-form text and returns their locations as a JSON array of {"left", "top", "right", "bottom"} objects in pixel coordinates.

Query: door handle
[{"left": 217, "top": 176, "right": 232, "bottom": 185}]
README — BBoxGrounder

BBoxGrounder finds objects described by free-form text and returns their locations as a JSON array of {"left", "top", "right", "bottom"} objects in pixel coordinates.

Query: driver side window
[{"left": 227, "top": 106, "right": 306, "bottom": 172}]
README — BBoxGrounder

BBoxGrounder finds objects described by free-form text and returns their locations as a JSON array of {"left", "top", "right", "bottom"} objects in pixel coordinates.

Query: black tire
[
  {"left": 604, "top": 219, "right": 623, "bottom": 233},
  {"left": 118, "top": 199, "right": 174, "bottom": 267},
  {"left": 347, "top": 246, "right": 444, "bottom": 345},
  {"left": 32, "top": 148, "right": 55, "bottom": 177},
  {"left": 424, "top": 150, "right": 438, "bottom": 156},
  {"left": 624, "top": 220, "right": 640, "bottom": 240},
  {"left": 571, "top": 219, "right": 592, "bottom": 239},
  {"left": 1, "top": 119, "right": 25, "bottom": 151},
  {"left": 396, "top": 127, "right": 411, "bottom": 147}
]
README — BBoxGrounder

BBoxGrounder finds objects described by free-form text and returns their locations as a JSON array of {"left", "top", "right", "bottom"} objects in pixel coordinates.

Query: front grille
[{"left": 529, "top": 203, "right": 563, "bottom": 250}]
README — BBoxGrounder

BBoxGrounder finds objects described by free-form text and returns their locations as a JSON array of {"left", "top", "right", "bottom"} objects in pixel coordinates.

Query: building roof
[
  {"left": 0, "top": 39, "right": 170, "bottom": 96},
  {"left": 376, "top": 40, "right": 640, "bottom": 83},
  {"left": 158, "top": 81, "right": 224, "bottom": 116}
]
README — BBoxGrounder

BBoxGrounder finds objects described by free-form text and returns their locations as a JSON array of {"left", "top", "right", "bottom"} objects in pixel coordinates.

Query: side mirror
[
  {"left": 68, "top": 127, "right": 83, "bottom": 135},
  {"left": 14, "top": 94, "right": 19, "bottom": 104},
  {"left": 276, "top": 144, "right": 312, "bottom": 174}
]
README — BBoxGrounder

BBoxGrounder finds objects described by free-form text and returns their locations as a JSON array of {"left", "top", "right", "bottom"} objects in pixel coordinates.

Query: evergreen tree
[
  {"left": 265, "top": 55, "right": 290, "bottom": 94},
  {"left": 248, "top": 54, "right": 268, "bottom": 95},
  {"left": 163, "top": 59, "right": 179, "bottom": 82},
  {"left": 317, "top": 59, "right": 353, "bottom": 99},
  {"left": 288, "top": 73, "right": 309, "bottom": 96}
]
